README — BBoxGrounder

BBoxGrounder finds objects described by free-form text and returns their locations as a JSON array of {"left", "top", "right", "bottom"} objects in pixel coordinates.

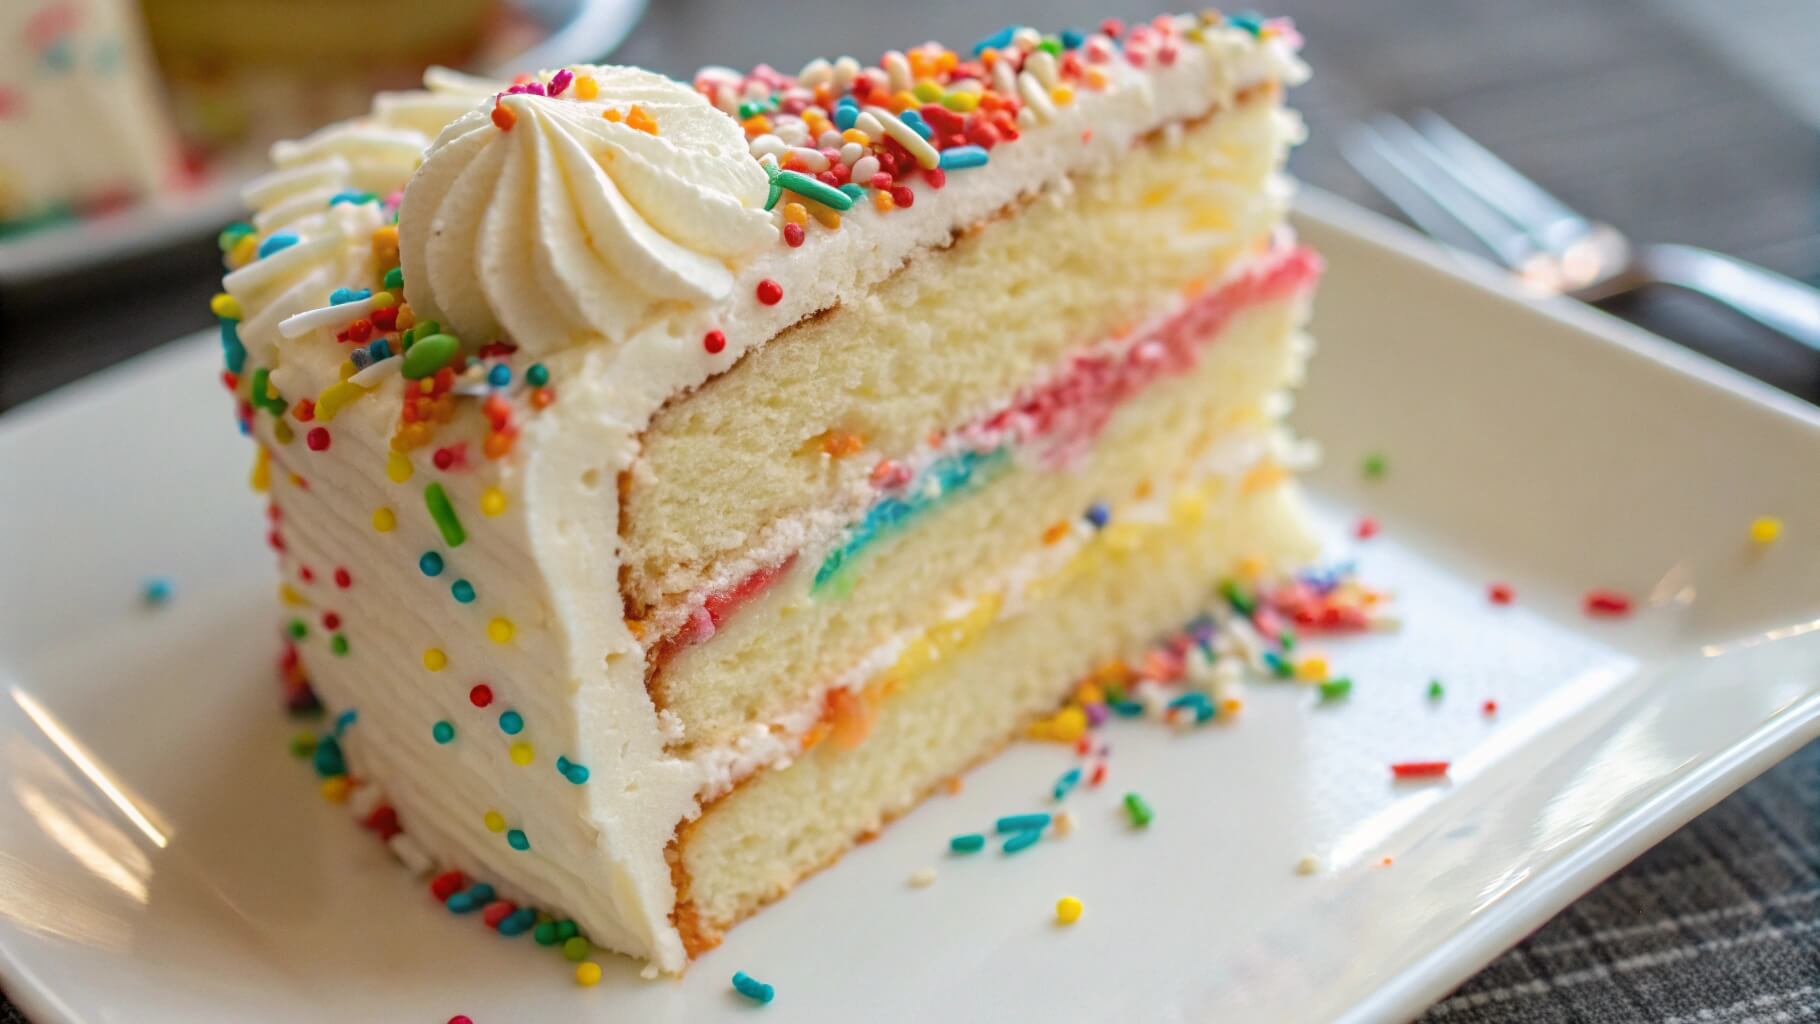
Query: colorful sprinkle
[
  {"left": 1361, "top": 452, "right": 1388, "bottom": 479},
  {"left": 499, "top": 710, "right": 524, "bottom": 735},
  {"left": 732, "top": 971, "right": 775, "bottom": 1005},
  {"left": 1749, "top": 516, "right": 1783, "bottom": 545},
  {"left": 703, "top": 329, "right": 727, "bottom": 354},
  {"left": 1317, "top": 677, "right": 1353, "bottom": 702},
  {"left": 1427, "top": 679, "right": 1445, "bottom": 700},
  {"left": 506, "top": 828, "right": 530, "bottom": 850},
  {"left": 575, "top": 962, "right": 602, "bottom": 987},
  {"left": 142, "top": 576, "right": 174, "bottom": 606},
  {"left": 509, "top": 742, "right": 535, "bottom": 766},
  {"left": 1055, "top": 896, "right": 1083, "bottom": 924},
  {"left": 1002, "top": 829, "right": 1043, "bottom": 854},
  {"left": 423, "top": 648, "right": 447, "bottom": 672},
  {"left": 756, "top": 279, "right": 784, "bottom": 305},
  {"left": 996, "top": 812, "right": 1051, "bottom": 833},
  {"left": 949, "top": 833, "right": 985, "bottom": 854},
  {"left": 1488, "top": 582, "right": 1514, "bottom": 605},
  {"left": 1390, "top": 760, "right": 1451, "bottom": 780},
  {"left": 419, "top": 551, "right": 445, "bottom": 576},
  {"left": 432, "top": 721, "right": 455, "bottom": 744},
  {"left": 1583, "top": 588, "right": 1632, "bottom": 617},
  {"left": 1122, "top": 792, "right": 1153, "bottom": 828},
  {"left": 562, "top": 936, "right": 591, "bottom": 962},
  {"left": 484, "top": 810, "right": 506, "bottom": 832},
  {"left": 487, "top": 617, "right": 515, "bottom": 644},
  {"left": 451, "top": 579, "right": 476, "bottom": 603},
  {"left": 479, "top": 487, "right": 507, "bottom": 517},
  {"left": 424, "top": 483, "right": 466, "bottom": 547}
]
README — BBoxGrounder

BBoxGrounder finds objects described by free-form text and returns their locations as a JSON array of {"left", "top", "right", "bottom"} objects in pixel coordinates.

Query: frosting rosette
[{"left": 397, "top": 65, "right": 777, "bottom": 354}]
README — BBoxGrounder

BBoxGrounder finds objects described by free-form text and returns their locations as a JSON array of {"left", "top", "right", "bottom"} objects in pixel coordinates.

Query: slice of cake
[{"left": 218, "top": 12, "right": 1317, "bottom": 973}]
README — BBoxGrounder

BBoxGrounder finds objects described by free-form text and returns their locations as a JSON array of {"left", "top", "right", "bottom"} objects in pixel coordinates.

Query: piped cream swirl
[{"left": 398, "top": 66, "right": 777, "bottom": 354}]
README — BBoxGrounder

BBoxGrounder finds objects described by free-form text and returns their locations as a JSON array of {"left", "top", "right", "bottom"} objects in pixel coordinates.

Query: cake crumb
[
  {"left": 1052, "top": 810, "right": 1077, "bottom": 837},
  {"left": 908, "top": 867, "right": 937, "bottom": 888},
  {"left": 1295, "top": 854, "right": 1321, "bottom": 876}
]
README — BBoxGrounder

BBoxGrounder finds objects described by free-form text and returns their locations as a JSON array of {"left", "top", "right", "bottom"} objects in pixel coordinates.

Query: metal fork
[{"left": 1340, "top": 111, "right": 1820, "bottom": 354}]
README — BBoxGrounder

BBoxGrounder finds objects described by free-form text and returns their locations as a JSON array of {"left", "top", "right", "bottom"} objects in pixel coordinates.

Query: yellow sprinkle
[
  {"left": 781, "top": 202, "right": 808, "bottom": 226},
  {"left": 272, "top": 419, "right": 294, "bottom": 445},
  {"left": 423, "top": 648, "right": 447, "bottom": 672},
  {"left": 372, "top": 506, "right": 396, "bottom": 532},
  {"left": 250, "top": 446, "right": 271, "bottom": 492},
  {"left": 1055, "top": 896, "right": 1083, "bottom": 925},
  {"left": 481, "top": 487, "right": 508, "bottom": 517},
  {"left": 288, "top": 473, "right": 305, "bottom": 489},
  {"left": 873, "top": 189, "right": 895, "bottom": 212},
  {"left": 483, "top": 810, "right": 506, "bottom": 833},
  {"left": 315, "top": 381, "right": 366, "bottom": 421},
  {"left": 941, "top": 91, "right": 980, "bottom": 113},
  {"left": 509, "top": 742, "right": 535, "bottom": 766},
  {"left": 806, "top": 202, "right": 841, "bottom": 230},
  {"left": 209, "top": 292, "right": 242, "bottom": 319},
  {"left": 279, "top": 583, "right": 309, "bottom": 607},
  {"left": 338, "top": 360, "right": 357, "bottom": 382},
  {"left": 320, "top": 777, "right": 351, "bottom": 803},
  {"left": 840, "top": 128, "right": 871, "bottom": 146},
  {"left": 625, "top": 104, "right": 658, "bottom": 135},
  {"left": 1234, "top": 555, "right": 1266, "bottom": 581},
  {"left": 386, "top": 451, "right": 413, "bottom": 483},
  {"left": 228, "top": 234, "right": 257, "bottom": 268},
  {"left": 574, "top": 74, "right": 599, "bottom": 100},
  {"left": 602, "top": 107, "right": 622, "bottom": 123},
  {"left": 575, "top": 962, "right": 602, "bottom": 987},
  {"left": 369, "top": 290, "right": 395, "bottom": 309},
  {"left": 1051, "top": 84, "right": 1075, "bottom": 106},
  {"left": 1295, "top": 656, "right": 1329, "bottom": 682},
  {"left": 1220, "top": 697, "right": 1244, "bottom": 717},
  {"left": 1749, "top": 516, "right": 1783, "bottom": 545},
  {"left": 488, "top": 618, "right": 515, "bottom": 644},
  {"left": 911, "top": 80, "right": 944, "bottom": 102}
]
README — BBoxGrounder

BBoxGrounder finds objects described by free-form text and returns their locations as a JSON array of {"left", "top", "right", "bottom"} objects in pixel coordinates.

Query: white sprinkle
[
  {"left": 850, "top": 155, "right": 880, "bottom": 183},
  {"left": 1296, "top": 854, "right": 1322, "bottom": 876},
  {"left": 1011, "top": 26, "right": 1043, "bottom": 51},
  {"left": 853, "top": 111, "right": 885, "bottom": 138},
  {"left": 865, "top": 105, "right": 940, "bottom": 169},
  {"left": 712, "top": 85, "right": 740, "bottom": 116},
  {"left": 798, "top": 58, "right": 834, "bottom": 88},
  {"left": 1018, "top": 72, "right": 1057, "bottom": 122},
  {"left": 748, "top": 134, "right": 788, "bottom": 159},
  {"left": 1017, "top": 106, "right": 1039, "bottom": 129},
  {"left": 346, "top": 781, "right": 385, "bottom": 820},
  {"left": 990, "top": 58, "right": 1018, "bottom": 97},
  {"left": 786, "top": 146, "right": 830, "bottom": 172},
  {"left": 389, "top": 834, "right": 436, "bottom": 876},
  {"left": 908, "top": 867, "right": 937, "bottom": 888},
  {"left": 947, "top": 77, "right": 984, "bottom": 95},
  {"left": 279, "top": 296, "right": 379, "bottom": 340},
  {"left": 349, "top": 355, "right": 401, "bottom": 389},
  {"left": 832, "top": 56, "right": 860, "bottom": 90},
  {"left": 882, "top": 50, "right": 913, "bottom": 92},
  {"left": 817, "top": 129, "right": 846, "bottom": 150},
  {"left": 1025, "top": 50, "right": 1059, "bottom": 88},
  {"left": 741, "top": 79, "right": 770, "bottom": 102},
  {"left": 774, "top": 122, "right": 809, "bottom": 147},
  {"left": 839, "top": 142, "right": 864, "bottom": 166}
]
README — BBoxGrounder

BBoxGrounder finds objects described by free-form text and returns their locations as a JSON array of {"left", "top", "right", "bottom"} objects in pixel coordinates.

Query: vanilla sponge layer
[
  {"left": 658, "top": 290, "right": 1309, "bottom": 753},
  {"left": 671, "top": 475, "right": 1315, "bottom": 945},
  {"left": 623, "top": 90, "right": 1296, "bottom": 620}
]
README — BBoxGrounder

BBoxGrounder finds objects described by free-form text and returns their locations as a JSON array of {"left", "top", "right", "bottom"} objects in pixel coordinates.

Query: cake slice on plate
[{"left": 217, "top": 11, "right": 1318, "bottom": 973}]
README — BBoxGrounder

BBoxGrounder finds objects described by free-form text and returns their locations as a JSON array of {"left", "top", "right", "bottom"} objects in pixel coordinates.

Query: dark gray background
[{"left": 2, "top": 1, "right": 1816, "bottom": 1020}]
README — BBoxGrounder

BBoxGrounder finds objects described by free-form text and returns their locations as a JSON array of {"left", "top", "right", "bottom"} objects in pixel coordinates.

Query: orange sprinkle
[
  {"left": 819, "top": 430, "right": 865, "bottom": 457},
  {"left": 1220, "top": 697, "right": 1243, "bottom": 717},
  {"left": 1042, "top": 522, "right": 1070, "bottom": 545},
  {"left": 781, "top": 202, "right": 809, "bottom": 226},
  {"left": 483, "top": 430, "right": 517, "bottom": 459},
  {"left": 826, "top": 689, "right": 876, "bottom": 750},
  {"left": 944, "top": 776, "right": 964, "bottom": 795},
  {"left": 491, "top": 103, "right": 516, "bottom": 131},
  {"left": 625, "top": 105, "right": 658, "bottom": 134},
  {"left": 529, "top": 387, "right": 556, "bottom": 410},
  {"left": 602, "top": 107, "right": 623, "bottom": 123},
  {"left": 741, "top": 114, "right": 771, "bottom": 136},
  {"left": 873, "top": 189, "right": 895, "bottom": 212}
]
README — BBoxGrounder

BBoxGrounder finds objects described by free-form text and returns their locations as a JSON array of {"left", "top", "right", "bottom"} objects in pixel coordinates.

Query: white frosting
[{"left": 233, "top": 19, "right": 1308, "bottom": 973}]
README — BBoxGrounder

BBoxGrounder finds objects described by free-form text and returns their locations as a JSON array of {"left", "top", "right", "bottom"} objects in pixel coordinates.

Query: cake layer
[
  {"left": 658, "top": 273, "right": 1313, "bottom": 759},
  {"left": 671, "top": 475, "right": 1315, "bottom": 946},
  {"left": 624, "top": 90, "right": 1300, "bottom": 623}
]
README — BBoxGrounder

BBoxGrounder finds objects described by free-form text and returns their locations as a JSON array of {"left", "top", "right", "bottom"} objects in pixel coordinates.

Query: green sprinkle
[
  {"left": 1278, "top": 628, "right": 1298, "bottom": 652},
  {"left": 773, "top": 168, "right": 854, "bottom": 211},
  {"left": 401, "top": 332, "right": 459, "bottom": 379},
  {"left": 288, "top": 731, "right": 317, "bottom": 758},
  {"left": 1219, "top": 579, "right": 1256, "bottom": 617},
  {"left": 555, "top": 919, "right": 579, "bottom": 942},
  {"left": 1362, "top": 452, "right": 1388, "bottom": 479},
  {"left": 1002, "top": 829, "right": 1042, "bottom": 854},
  {"left": 330, "top": 633, "right": 350, "bottom": 656},
  {"left": 525, "top": 362, "right": 550, "bottom": 388},
  {"left": 431, "top": 720, "right": 455, "bottom": 743},
  {"left": 1318, "top": 677, "right": 1353, "bottom": 702},
  {"left": 533, "top": 921, "right": 560, "bottom": 946},
  {"left": 1427, "top": 679, "right": 1445, "bottom": 700},
  {"left": 995, "top": 813, "right": 1051, "bottom": 834},
  {"left": 561, "top": 936, "right": 590, "bottom": 962},
  {"left": 949, "top": 833, "right": 985, "bottom": 854},
  {"left": 383, "top": 266, "right": 403, "bottom": 290},
  {"left": 287, "top": 618, "right": 307, "bottom": 639},
  {"left": 1123, "top": 792, "right": 1154, "bottom": 828},
  {"left": 423, "top": 483, "right": 466, "bottom": 547}
]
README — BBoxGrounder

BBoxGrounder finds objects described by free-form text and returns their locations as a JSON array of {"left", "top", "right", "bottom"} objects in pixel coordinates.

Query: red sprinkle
[
  {"left": 1355, "top": 516, "right": 1379, "bottom": 540},
  {"left": 783, "top": 222, "right": 805, "bottom": 248},
  {"left": 469, "top": 684, "right": 494, "bottom": 708},
  {"left": 449, "top": 1018, "right": 474, "bottom": 1024},
  {"left": 322, "top": 611, "right": 341, "bottom": 630},
  {"left": 298, "top": 564, "right": 313, "bottom": 582},
  {"left": 481, "top": 900, "right": 516, "bottom": 928},
  {"left": 305, "top": 427, "right": 331, "bottom": 451},
  {"left": 1583, "top": 588, "right": 1632, "bottom": 617},
  {"left": 1390, "top": 760, "right": 1451, "bottom": 779},
  {"left": 756, "top": 279, "right": 783, "bottom": 305},
  {"left": 703, "top": 329, "right": 726, "bottom": 354},
  {"left": 429, "top": 870, "right": 466, "bottom": 901},
  {"left": 889, "top": 184, "right": 915, "bottom": 209},
  {"left": 1088, "top": 761, "right": 1107, "bottom": 788},
  {"left": 334, "top": 567, "right": 352, "bottom": 588},
  {"left": 1482, "top": 699, "right": 1499, "bottom": 716},
  {"left": 1488, "top": 582, "right": 1514, "bottom": 605}
]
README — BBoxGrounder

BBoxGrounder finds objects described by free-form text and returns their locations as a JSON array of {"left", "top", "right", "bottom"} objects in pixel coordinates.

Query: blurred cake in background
[{"left": 0, "top": 0, "right": 179, "bottom": 236}]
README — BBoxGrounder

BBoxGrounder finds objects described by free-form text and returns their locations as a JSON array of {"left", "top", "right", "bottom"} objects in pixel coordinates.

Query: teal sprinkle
[
  {"left": 506, "top": 828, "right": 530, "bottom": 851},
  {"left": 949, "top": 833, "right": 986, "bottom": 854},
  {"left": 773, "top": 168, "right": 854, "bottom": 211},
  {"left": 217, "top": 221, "right": 254, "bottom": 251},
  {"left": 328, "top": 190, "right": 378, "bottom": 206},
  {"left": 1226, "top": 11, "right": 1266, "bottom": 35},
  {"left": 432, "top": 720, "right": 455, "bottom": 743},
  {"left": 1052, "top": 767, "right": 1082, "bottom": 801},
  {"left": 497, "top": 908, "right": 536, "bottom": 935},
  {"left": 813, "top": 447, "right": 1009, "bottom": 592},
  {"left": 312, "top": 735, "right": 345, "bottom": 778},
  {"left": 419, "top": 551, "right": 444, "bottom": 577},
  {"left": 972, "top": 25, "right": 1017, "bottom": 55},
  {"left": 1111, "top": 699, "right": 1146, "bottom": 717},
  {"left": 499, "top": 710, "right": 524, "bottom": 735},
  {"left": 334, "top": 709, "right": 357, "bottom": 735},
  {"left": 1263, "top": 650, "right": 1293, "bottom": 679},
  {"left": 451, "top": 579, "right": 476, "bottom": 603},
  {"left": 219, "top": 319, "right": 246, "bottom": 374},
  {"left": 1060, "top": 28, "right": 1086, "bottom": 49},
  {"left": 1002, "top": 829, "right": 1042, "bottom": 854},
  {"left": 995, "top": 813, "right": 1051, "bottom": 834},
  {"left": 838, "top": 182, "right": 865, "bottom": 201},
  {"left": 1167, "top": 692, "right": 1216, "bottom": 723},
  {"left": 732, "top": 971, "right": 775, "bottom": 1005},
  {"left": 525, "top": 362, "right": 549, "bottom": 387},
  {"left": 256, "top": 233, "right": 298, "bottom": 258}
]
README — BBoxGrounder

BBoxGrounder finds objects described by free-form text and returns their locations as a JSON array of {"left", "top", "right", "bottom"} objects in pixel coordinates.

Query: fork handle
[{"left": 1638, "top": 244, "right": 1820, "bottom": 354}]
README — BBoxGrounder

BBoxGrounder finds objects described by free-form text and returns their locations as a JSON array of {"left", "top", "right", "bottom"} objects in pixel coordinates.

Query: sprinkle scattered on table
[
  {"left": 908, "top": 867, "right": 936, "bottom": 888},
  {"left": 1122, "top": 792, "right": 1154, "bottom": 828},
  {"left": 1354, "top": 516, "right": 1379, "bottom": 540},
  {"left": 142, "top": 576, "right": 174, "bottom": 606},
  {"left": 1295, "top": 854, "right": 1321, "bottom": 876},
  {"left": 1055, "top": 895, "right": 1084, "bottom": 924},
  {"left": 1487, "top": 582, "right": 1514, "bottom": 605},
  {"left": 1361, "top": 452, "right": 1388, "bottom": 479},
  {"left": 1582, "top": 588, "right": 1632, "bottom": 617},
  {"left": 732, "top": 970, "right": 776, "bottom": 1005},
  {"left": 1482, "top": 699, "right": 1499, "bottom": 717},
  {"left": 1748, "top": 516, "right": 1782, "bottom": 545},
  {"left": 1427, "top": 679, "right": 1445, "bottom": 701},
  {"left": 1390, "top": 760, "right": 1451, "bottom": 780},
  {"left": 574, "top": 961, "right": 602, "bottom": 987}
]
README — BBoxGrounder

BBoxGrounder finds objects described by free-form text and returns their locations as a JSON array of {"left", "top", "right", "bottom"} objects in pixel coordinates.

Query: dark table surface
[{"left": 2, "top": 1, "right": 1817, "bottom": 1020}]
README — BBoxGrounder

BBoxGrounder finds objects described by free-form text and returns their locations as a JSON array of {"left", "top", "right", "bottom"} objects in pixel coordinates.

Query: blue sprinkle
[
  {"left": 312, "top": 735, "right": 345, "bottom": 778},
  {"left": 328, "top": 190, "right": 378, "bottom": 206},
  {"left": 445, "top": 891, "right": 476, "bottom": 913},
  {"left": 467, "top": 883, "right": 495, "bottom": 903},
  {"left": 899, "top": 109, "right": 933, "bottom": 139},
  {"left": 256, "top": 233, "right": 298, "bottom": 258},
  {"left": 836, "top": 94, "right": 859, "bottom": 109},
  {"left": 506, "top": 828, "right": 530, "bottom": 851},
  {"left": 488, "top": 364, "right": 510, "bottom": 387},
  {"left": 995, "top": 812, "right": 1051, "bottom": 834},
  {"left": 1226, "top": 11, "right": 1266, "bottom": 36},
  {"left": 334, "top": 709, "right": 358, "bottom": 735},
  {"left": 1084, "top": 502, "right": 1111, "bottom": 529},
  {"left": 938, "top": 144, "right": 990, "bottom": 170},
  {"left": 1060, "top": 28, "right": 1086, "bottom": 49},
  {"left": 732, "top": 971, "right": 776, "bottom": 1005},
  {"left": 329, "top": 287, "right": 371, "bottom": 305},
  {"left": 1002, "top": 829, "right": 1042, "bottom": 854},
  {"left": 419, "top": 551, "right": 444, "bottom": 577},
  {"left": 142, "top": 576, "right": 174, "bottom": 606},
  {"left": 451, "top": 579, "right": 476, "bottom": 603},
  {"left": 219, "top": 319, "right": 246, "bottom": 373},
  {"left": 499, "top": 710, "right": 524, "bottom": 735},
  {"left": 367, "top": 339, "right": 391, "bottom": 361},
  {"left": 834, "top": 103, "right": 858, "bottom": 131},
  {"left": 1168, "top": 692, "right": 1216, "bottom": 723},
  {"left": 1052, "top": 767, "right": 1082, "bottom": 801},
  {"left": 556, "top": 756, "right": 591, "bottom": 784},
  {"left": 972, "top": 25, "right": 1017, "bottom": 55},
  {"left": 498, "top": 907, "right": 537, "bottom": 935},
  {"left": 350, "top": 348, "right": 373, "bottom": 370}
]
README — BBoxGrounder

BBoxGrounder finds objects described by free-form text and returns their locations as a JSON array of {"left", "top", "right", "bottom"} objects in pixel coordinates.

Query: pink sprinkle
[
  {"left": 548, "top": 68, "right": 573, "bottom": 96},
  {"left": 1355, "top": 516, "right": 1379, "bottom": 540}
]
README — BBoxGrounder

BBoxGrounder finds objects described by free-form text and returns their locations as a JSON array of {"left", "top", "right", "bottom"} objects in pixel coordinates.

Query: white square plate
[{"left": 2, "top": 191, "right": 1816, "bottom": 1023}]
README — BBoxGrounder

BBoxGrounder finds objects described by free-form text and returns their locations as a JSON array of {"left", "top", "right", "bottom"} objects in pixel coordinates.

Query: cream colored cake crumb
[
  {"left": 908, "top": 867, "right": 937, "bottom": 888},
  {"left": 1295, "top": 854, "right": 1322, "bottom": 876}
]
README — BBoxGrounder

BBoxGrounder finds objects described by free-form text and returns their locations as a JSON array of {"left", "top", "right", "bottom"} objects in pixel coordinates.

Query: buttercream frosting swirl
[{"left": 397, "top": 66, "right": 777, "bottom": 354}]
